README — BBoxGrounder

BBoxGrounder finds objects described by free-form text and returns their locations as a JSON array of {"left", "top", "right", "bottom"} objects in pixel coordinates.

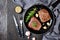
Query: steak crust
[{"left": 38, "top": 9, "right": 51, "bottom": 22}]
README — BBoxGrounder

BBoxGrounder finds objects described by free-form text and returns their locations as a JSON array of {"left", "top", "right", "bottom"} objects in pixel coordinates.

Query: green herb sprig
[{"left": 25, "top": 8, "right": 37, "bottom": 22}]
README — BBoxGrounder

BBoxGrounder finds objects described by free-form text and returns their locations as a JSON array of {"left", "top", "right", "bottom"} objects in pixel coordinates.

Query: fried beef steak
[
  {"left": 28, "top": 17, "right": 41, "bottom": 30},
  {"left": 38, "top": 9, "right": 51, "bottom": 22}
]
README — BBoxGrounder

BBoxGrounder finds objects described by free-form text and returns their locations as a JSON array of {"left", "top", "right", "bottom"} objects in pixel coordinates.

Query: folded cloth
[
  {"left": 42, "top": 4, "right": 60, "bottom": 40},
  {"left": 12, "top": 0, "right": 52, "bottom": 9}
]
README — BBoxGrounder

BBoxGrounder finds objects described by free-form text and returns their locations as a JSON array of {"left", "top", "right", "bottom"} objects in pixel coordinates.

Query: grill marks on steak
[
  {"left": 28, "top": 17, "right": 41, "bottom": 30},
  {"left": 38, "top": 9, "right": 51, "bottom": 22}
]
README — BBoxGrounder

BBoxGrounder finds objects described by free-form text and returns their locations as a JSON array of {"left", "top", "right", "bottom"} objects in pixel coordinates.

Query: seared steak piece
[
  {"left": 28, "top": 17, "right": 41, "bottom": 30},
  {"left": 38, "top": 9, "right": 51, "bottom": 22}
]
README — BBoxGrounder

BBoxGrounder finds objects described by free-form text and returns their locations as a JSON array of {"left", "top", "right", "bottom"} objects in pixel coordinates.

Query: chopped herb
[{"left": 32, "top": 22, "right": 37, "bottom": 27}]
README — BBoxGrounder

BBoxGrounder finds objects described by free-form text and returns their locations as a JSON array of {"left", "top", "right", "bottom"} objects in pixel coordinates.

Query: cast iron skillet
[{"left": 23, "top": 0, "right": 60, "bottom": 34}]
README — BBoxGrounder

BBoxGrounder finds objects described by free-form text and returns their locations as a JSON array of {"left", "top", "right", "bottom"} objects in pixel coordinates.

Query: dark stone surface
[
  {"left": 7, "top": 0, "right": 20, "bottom": 40},
  {"left": 0, "top": 0, "right": 7, "bottom": 40},
  {"left": 7, "top": 0, "right": 43, "bottom": 40}
]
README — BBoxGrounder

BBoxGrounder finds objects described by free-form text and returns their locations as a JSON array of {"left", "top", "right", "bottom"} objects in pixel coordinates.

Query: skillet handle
[
  {"left": 40, "top": 35, "right": 43, "bottom": 40},
  {"left": 51, "top": 0, "right": 60, "bottom": 9},
  {"left": 51, "top": 0, "right": 60, "bottom": 18},
  {"left": 37, "top": 34, "right": 43, "bottom": 40}
]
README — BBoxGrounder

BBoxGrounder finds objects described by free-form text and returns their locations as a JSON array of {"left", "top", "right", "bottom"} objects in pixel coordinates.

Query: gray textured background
[
  {"left": 0, "top": 0, "right": 60, "bottom": 40},
  {"left": 0, "top": 0, "right": 7, "bottom": 40}
]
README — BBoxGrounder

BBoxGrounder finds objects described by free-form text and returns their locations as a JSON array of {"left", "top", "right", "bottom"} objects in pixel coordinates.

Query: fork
[{"left": 20, "top": 15, "right": 25, "bottom": 38}]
